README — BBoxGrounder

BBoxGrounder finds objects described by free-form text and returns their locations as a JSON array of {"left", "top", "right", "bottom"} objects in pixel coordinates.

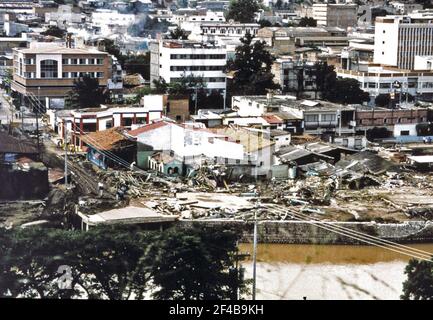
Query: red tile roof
[
  {"left": 262, "top": 114, "right": 283, "bottom": 124},
  {"left": 128, "top": 121, "right": 170, "bottom": 137},
  {"left": 81, "top": 127, "right": 131, "bottom": 151}
]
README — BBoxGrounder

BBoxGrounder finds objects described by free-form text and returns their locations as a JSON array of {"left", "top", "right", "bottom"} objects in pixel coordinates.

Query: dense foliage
[
  {"left": 65, "top": 75, "right": 109, "bottom": 109},
  {"left": 299, "top": 17, "right": 317, "bottom": 27},
  {"left": 401, "top": 258, "right": 433, "bottom": 300},
  {"left": 41, "top": 26, "right": 67, "bottom": 38},
  {"left": 0, "top": 225, "right": 248, "bottom": 299},
  {"left": 226, "top": 33, "right": 279, "bottom": 96},
  {"left": 226, "top": 0, "right": 260, "bottom": 23}
]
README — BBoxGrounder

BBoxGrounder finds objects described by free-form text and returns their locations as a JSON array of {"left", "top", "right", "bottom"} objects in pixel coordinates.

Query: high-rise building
[
  {"left": 11, "top": 42, "right": 113, "bottom": 109},
  {"left": 312, "top": 3, "right": 358, "bottom": 28},
  {"left": 374, "top": 12, "right": 433, "bottom": 70},
  {"left": 150, "top": 39, "right": 227, "bottom": 94}
]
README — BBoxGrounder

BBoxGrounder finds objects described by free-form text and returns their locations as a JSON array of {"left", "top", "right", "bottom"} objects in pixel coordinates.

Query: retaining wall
[{"left": 177, "top": 220, "right": 433, "bottom": 244}]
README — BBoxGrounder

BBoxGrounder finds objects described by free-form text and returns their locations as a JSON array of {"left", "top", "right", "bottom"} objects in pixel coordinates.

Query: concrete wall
[{"left": 178, "top": 220, "right": 433, "bottom": 244}]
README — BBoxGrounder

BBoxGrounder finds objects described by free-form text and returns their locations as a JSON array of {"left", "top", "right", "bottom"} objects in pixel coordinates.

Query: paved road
[{"left": 0, "top": 89, "right": 14, "bottom": 125}]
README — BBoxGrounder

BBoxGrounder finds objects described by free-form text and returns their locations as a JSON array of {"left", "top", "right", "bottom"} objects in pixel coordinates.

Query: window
[
  {"left": 71, "top": 72, "right": 78, "bottom": 78},
  {"left": 342, "top": 139, "right": 349, "bottom": 147},
  {"left": 305, "top": 114, "right": 319, "bottom": 122},
  {"left": 96, "top": 72, "right": 103, "bottom": 78},
  {"left": 400, "top": 130, "right": 410, "bottom": 136},
  {"left": 40, "top": 59, "right": 58, "bottom": 78},
  {"left": 70, "top": 58, "right": 78, "bottom": 64},
  {"left": 79, "top": 58, "right": 86, "bottom": 65},
  {"left": 62, "top": 58, "right": 69, "bottom": 65},
  {"left": 88, "top": 58, "right": 95, "bottom": 65},
  {"left": 380, "top": 83, "right": 391, "bottom": 89},
  {"left": 24, "top": 58, "right": 33, "bottom": 64},
  {"left": 82, "top": 123, "right": 96, "bottom": 132},
  {"left": 19, "top": 58, "right": 22, "bottom": 76},
  {"left": 96, "top": 58, "right": 104, "bottom": 65},
  {"left": 123, "top": 118, "right": 133, "bottom": 127},
  {"left": 62, "top": 72, "right": 69, "bottom": 78},
  {"left": 321, "top": 114, "right": 336, "bottom": 122}
]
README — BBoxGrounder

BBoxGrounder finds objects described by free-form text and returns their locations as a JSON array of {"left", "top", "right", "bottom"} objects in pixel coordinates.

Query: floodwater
[{"left": 239, "top": 243, "right": 433, "bottom": 300}]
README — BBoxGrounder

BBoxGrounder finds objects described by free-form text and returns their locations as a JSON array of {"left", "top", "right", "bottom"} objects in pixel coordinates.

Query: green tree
[
  {"left": 70, "top": 226, "right": 153, "bottom": 300},
  {"left": 0, "top": 225, "right": 248, "bottom": 300},
  {"left": 327, "top": 78, "right": 370, "bottom": 105},
  {"left": 169, "top": 74, "right": 206, "bottom": 96},
  {"left": 274, "top": 0, "right": 283, "bottom": 9},
  {"left": 226, "top": 0, "right": 260, "bottom": 23},
  {"left": 128, "top": 86, "right": 154, "bottom": 104},
  {"left": 0, "top": 228, "right": 80, "bottom": 298},
  {"left": 148, "top": 225, "right": 249, "bottom": 300},
  {"left": 227, "top": 32, "right": 279, "bottom": 96},
  {"left": 123, "top": 53, "right": 150, "bottom": 79},
  {"left": 299, "top": 17, "right": 317, "bottom": 27},
  {"left": 314, "top": 61, "right": 336, "bottom": 99},
  {"left": 65, "top": 75, "right": 109, "bottom": 109},
  {"left": 99, "top": 39, "right": 126, "bottom": 66},
  {"left": 152, "top": 78, "right": 169, "bottom": 94},
  {"left": 169, "top": 27, "right": 189, "bottom": 40},
  {"left": 375, "top": 94, "right": 391, "bottom": 107},
  {"left": 41, "top": 26, "right": 66, "bottom": 38},
  {"left": 401, "top": 258, "right": 433, "bottom": 300},
  {"left": 258, "top": 19, "right": 272, "bottom": 27}
]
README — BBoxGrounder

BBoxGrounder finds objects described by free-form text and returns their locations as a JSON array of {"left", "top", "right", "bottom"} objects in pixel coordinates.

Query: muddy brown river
[{"left": 239, "top": 243, "right": 433, "bottom": 300}]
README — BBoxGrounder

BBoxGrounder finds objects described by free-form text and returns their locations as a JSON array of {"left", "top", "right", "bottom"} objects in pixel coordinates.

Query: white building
[
  {"left": 312, "top": 3, "right": 358, "bottom": 28},
  {"left": 414, "top": 56, "right": 433, "bottom": 71},
  {"left": 176, "top": 11, "right": 226, "bottom": 31},
  {"left": 45, "top": 5, "right": 85, "bottom": 25},
  {"left": 336, "top": 65, "right": 433, "bottom": 103},
  {"left": 374, "top": 12, "right": 433, "bottom": 70},
  {"left": 198, "top": 21, "right": 259, "bottom": 39},
  {"left": 150, "top": 39, "right": 227, "bottom": 93},
  {"left": 390, "top": 2, "right": 423, "bottom": 15},
  {"left": 128, "top": 120, "right": 244, "bottom": 161},
  {"left": 91, "top": 9, "right": 137, "bottom": 37}
]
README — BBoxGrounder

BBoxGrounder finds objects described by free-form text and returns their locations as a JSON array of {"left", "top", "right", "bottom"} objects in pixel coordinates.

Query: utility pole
[
  {"left": 194, "top": 86, "right": 198, "bottom": 115},
  {"left": 35, "top": 87, "right": 41, "bottom": 155},
  {"left": 252, "top": 197, "right": 260, "bottom": 300},
  {"left": 64, "top": 121, "right": 68, "bottom": 187},
  {"left": 223, "top": 76, "right": 227, "bottom": 110}
]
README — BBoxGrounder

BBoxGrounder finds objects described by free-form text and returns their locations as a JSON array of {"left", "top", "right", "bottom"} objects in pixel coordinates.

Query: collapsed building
[{"left": 0, "top": 131, "right": 48, "bottom": 200}]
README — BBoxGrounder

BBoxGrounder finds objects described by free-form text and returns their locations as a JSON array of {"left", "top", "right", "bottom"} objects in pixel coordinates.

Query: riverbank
[
  {"left": 178, "top": 219, "right": 433, "bottom": 244},
  {"left": 238, "top": 243, "right": 433, "bottom": 299}
]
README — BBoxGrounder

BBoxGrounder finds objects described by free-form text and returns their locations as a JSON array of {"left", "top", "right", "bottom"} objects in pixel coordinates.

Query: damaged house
[
  {"left": 127, "top": 120, "right": 244, "bottom": 176},
  {"left": 81, "top": 127, "right": 136, "bottom": 170},
  {"left": 0, "top": 132, "right": 49, "bottom": 200}
]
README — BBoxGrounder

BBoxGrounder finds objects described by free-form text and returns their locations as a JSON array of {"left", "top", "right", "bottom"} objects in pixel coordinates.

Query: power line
[
  {"left": 70, "top": 121, "right": 135, "bottom": 169},
  {"left": 270, "top": 208, "right": 433, "bottom": 262},
  {"left": 286, "top": 208, "right": 433, "bottom": 258}
]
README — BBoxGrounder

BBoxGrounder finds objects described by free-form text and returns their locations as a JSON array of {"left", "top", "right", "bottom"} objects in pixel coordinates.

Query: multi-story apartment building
[
  {"left": 199, "top": 22, "right": 259, "bottom": 39},
  {"left": 312, "top": 3, "right": 358, "bottom": 28},
  {"left": 91, "top": 9, "right": 137, "bottom": 37},
  {"left": 336, "top": 66, "right": 433, "bottom": 104},
  {"left": 272, "top": 57, "right": 317, "bottom": 98},
  {"left": 11, "top": 42, "right": 113, "bottom": 109},
  {"left": 48, "top": 95, "right": 165, "bottom": 150},
  {"left": 150, "top": 40, "right": 227, "bottom": 94},
  {"left": 374, "top": 12, "right": 433, "bottom": 70}
]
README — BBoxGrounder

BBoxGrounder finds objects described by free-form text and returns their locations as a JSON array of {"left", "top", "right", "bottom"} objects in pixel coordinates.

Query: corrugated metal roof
[{"left": 0, "top": 132, "right": 38, "bottom": 154}]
